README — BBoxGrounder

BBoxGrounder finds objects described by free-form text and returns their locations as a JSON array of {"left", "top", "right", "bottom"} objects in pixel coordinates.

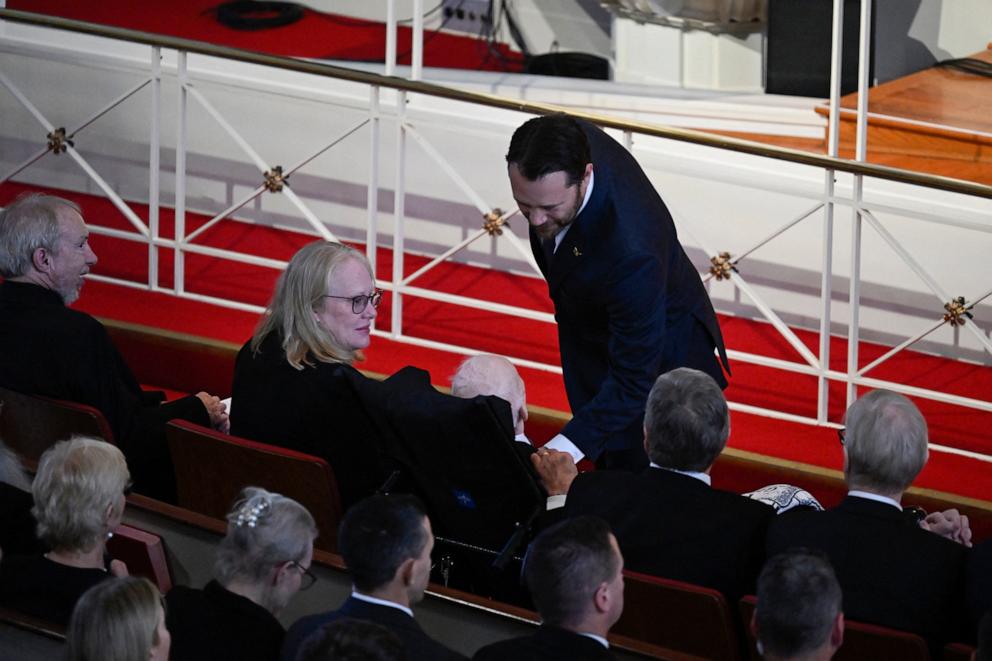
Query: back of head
[
  {"left": 32, "top": 436, "right": 129, "bottom": 552},
  {"left": 523, "top": 515, "right": 619, "bottom": 629},
  {"left": 756, "top": 550, "right": 842, "bottom": 660},
  {"left": 0, "top": 192, "right": 79, "bottom": 278},
  {"left": 66, "top": 576, "right": 163, "bottom": 661},
  {"left": 337, "top": 494, "right": 429, "bottom": 593},
  {"left": 644, "top": 368, "right": 729, "bottom": 472},
  {"left": 299, "top": 618, "right": 405, "bottom": 661},
  {"left": 506, "top": 114, "right": 591, "bottom": 186},
  {"left": 450, "top": 354, "right": 527, "bottom": 431},
  {"left": 843, "top": 390, "right": 928, "bottom": 495},
  {"left": 214, "top": 487, "right": 317, "bottom": 588},
  {"left": 253, "top": 240, "right": 370, "bottom": 368}
]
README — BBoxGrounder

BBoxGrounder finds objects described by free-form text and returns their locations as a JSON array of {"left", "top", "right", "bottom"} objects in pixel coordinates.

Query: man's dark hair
[
  {"left": 644, "top": 367, "right": 729, "bottom": 472},
  {"left": 338, "top": 495, "right": 429, "bottom": 593},
  {"left": 299, "top": 618, "right": 405, "bottom": 661},
  {"left": 506, "top": 114, "right": 591, "bottom": 186},
  {"left": 523, "top": 515, "right": 619, "bottom": 628},
  {"left": 756, "top": 549, "right": 842, "bottom": 659}
]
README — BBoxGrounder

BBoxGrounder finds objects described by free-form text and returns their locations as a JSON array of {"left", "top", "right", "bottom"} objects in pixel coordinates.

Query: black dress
[
  {"left": 165, "top": 580, "right": 285, "bottom": 661},
  {"left": 230, "top": 332, "right": 392, "bottom": 508},
  {"left": 0, "top": 482, "right": 42, "bottom": 555},
  {"left": 0, "top": 554, "right": 110, "bottom": 626}
]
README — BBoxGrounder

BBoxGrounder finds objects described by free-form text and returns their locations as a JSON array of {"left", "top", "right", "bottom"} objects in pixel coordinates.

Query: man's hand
[
  {"left": 531, "top": 448, "right": 578, "bottom": 496},
  {"left": 109, "top": 559, "right": 129, "bottom": 577},
  {"left": 920, "top": 508, "right": 972, "bottom": 547},
  {"left": 195, "top": 392, "right": 230, "bottom": 434}
]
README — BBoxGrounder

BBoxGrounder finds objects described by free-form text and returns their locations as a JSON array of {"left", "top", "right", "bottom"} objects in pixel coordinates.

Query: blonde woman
[
  {"left": 165, "top": 487, "right": 318, "bottom": 661},
  {"left": 0, "top": 436, "right": 129, "bottom": 626},
  {"left": 67, "top": 576, "right": 170, "bottom": 661},
  {"left": 230, "top": 241, "right": 391, "bottom": 507}
]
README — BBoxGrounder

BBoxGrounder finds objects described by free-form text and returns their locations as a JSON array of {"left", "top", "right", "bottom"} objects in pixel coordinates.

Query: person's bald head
[{"left": 451, "top": 354, "right": 528, "bottom": 435}]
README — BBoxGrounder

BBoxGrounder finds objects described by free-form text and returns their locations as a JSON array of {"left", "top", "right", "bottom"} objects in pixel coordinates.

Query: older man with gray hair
[
  {"left": 0, "top": 192, "right": 228, "bottom": 499},
  {"left": 767, "top": 390, "right": 971, "bottom": 650},
  {"left": 451, "top": 354, "right": 530, "bottom": 443},
  {"left": 533, "top": 367, "right": 774, "bottom": 601}
]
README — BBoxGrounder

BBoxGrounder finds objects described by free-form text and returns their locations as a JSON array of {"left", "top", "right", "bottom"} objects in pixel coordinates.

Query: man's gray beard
[{"left": 59, "top": 285, "right": 81, "bottom": 305}]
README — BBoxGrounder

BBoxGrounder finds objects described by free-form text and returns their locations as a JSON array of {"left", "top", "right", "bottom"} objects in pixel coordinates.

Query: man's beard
[{"left": 533, "top": 185, "right": 583, "bottom": 241}]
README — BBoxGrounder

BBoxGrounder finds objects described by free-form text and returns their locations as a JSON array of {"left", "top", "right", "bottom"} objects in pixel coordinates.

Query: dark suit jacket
[
  {"left": 230, "top": 332, "right": 394, "bottom": 509},
  {"left": 473, "top": 625, "right": 615, "bottom": 661},
  {"left": 767, "top": 495, "right": 971, "bottom": 648},
  {"left": 165, "top": 580, "right": 284, "bottom": 661},
  {"left": 0, "top": 281, "right": 210, "bottom": 499},
  {"left": 530, "top": 121, "right": 728, "bottom": 460},
  {"left": 968, "top": 538, "right": 992, "bottom": 626},
  {"left": 281, "top": 596, "right": 467, "bottom": 661},
  {"left": 562, "top": 467, "right": 773, "bottom": 601}
]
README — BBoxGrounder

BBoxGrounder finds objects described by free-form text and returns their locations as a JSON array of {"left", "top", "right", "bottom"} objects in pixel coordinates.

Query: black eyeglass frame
[
  {"left": 837, "top": 428, "right": 845, "bottom": 446},
  {"left": 288, "top": 560, "right": 317, "bottom": 591},
  {"left": 319, "top": 288, "right": 383, "bottom": 314}
]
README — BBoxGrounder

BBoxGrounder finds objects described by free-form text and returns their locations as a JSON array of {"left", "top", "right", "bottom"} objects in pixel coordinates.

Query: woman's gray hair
[
  {"left": 214, "top": 487, "right": 318, "bottom": 586},
  {"left": 0, "top": 192, "right": 80, "bottom": 278},
  {"left": 66, "top": 576, "right": 163, "bottom": 661},
  {"left": 32, "top": 436, "right": 130, "bottom": 553},
  {"left": 251, "top": 241, "right": 372, "bottom": 369}
]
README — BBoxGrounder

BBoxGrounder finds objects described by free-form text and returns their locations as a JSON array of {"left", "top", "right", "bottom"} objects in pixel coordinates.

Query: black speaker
[{"left": 766, "top": 0, "right": 874, "bottom": 97}]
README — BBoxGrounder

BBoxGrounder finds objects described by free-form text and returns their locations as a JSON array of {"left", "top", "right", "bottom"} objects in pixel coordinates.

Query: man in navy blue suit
[{"left": 506, "top": 114, "right": 728, "bottom": 469}]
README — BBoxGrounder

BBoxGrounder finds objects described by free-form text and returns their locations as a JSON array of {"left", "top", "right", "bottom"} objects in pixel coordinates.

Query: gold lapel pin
[{"left": 573, "top": 247, "right": 582, "bottom": 257}]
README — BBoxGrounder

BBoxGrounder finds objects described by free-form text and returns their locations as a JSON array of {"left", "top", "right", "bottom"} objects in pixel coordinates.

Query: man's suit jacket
[
  {"left": 280, "top": 596, "right": 467, "bottom": 661},
  {"left": 968, "top": 538, "right": 992, "bottom": 626},
  {"left": 0, "top": 281, "right": 209, "bottom": 499},
  {"left": 530, "top": 121, "right": 728, "bottom": 460},
  {"left": 562, "top": 467, "right": 773, "bottom": 601},
  {"left": 767, "top": 495, "right": 970, "bottom": 648},
  {"left": 473, "top": 625, "right": 615, "bottom": 661}
]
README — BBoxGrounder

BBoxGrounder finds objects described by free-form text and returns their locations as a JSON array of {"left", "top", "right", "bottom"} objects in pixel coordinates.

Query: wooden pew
[
  {"left": 614, "top": 571, "right": 743, "bottom": 661},
  {"left": 165, "top": 420, "right": 343, "bottom": 552},
  {"left": 0, "top": 386, "right": 113, "bottom": 467},
  {"left": 107, "top": 523, "right": 173, "bottom": 594}
]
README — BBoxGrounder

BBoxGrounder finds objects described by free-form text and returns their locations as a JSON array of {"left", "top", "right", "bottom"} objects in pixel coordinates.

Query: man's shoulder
[{"left": 474, "top": 627, "right": 614, "bottom": 661}]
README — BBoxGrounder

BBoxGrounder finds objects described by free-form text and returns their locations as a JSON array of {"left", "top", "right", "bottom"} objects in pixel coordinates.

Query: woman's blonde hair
[
  {"left": 66, "top": 576, "right": 163, "bottom": 661},
  {"left": 32, "top": 436, "right": 129, "bottom": 552},
  {"left": 251, "top": 241, "right": 372, "bottom": 369}
]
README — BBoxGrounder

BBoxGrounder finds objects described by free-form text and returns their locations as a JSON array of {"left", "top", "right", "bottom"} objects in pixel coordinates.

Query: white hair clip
[{"left": 234, "top": 497, "right": 271, "bottom": 528}]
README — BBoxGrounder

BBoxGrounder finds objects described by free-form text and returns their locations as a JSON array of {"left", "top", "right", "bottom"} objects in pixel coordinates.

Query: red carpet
[
  {"left": 7, "top": 0, "right": 525, "bottom": 72},
  {"left": 2, "top": 181, "right": 990, "bottom": 503}
]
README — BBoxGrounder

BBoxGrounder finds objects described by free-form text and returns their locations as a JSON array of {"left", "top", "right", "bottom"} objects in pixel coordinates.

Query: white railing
[{"left": 1, "top": 9, "right": 990, "bottom": 462}]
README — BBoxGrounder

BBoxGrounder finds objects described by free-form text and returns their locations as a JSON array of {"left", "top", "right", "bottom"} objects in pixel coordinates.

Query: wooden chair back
[
  {"left": 0, "top": 386, "right": 113, "bottom": 467},
  {"left": 614, "top": 570, "right": 742, "bottom": 661},
  {"left": 107, "top": 523, "right": 173, "bottom": 594},
  {"left": 166, "top": 420, "right": 343, "bottom": 552}
]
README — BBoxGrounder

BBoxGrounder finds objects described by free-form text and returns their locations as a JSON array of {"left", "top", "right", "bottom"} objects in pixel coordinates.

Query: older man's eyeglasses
[
  {"left": 288, "top": 561, "right": 317, "bottom": 591},
  {"left": 837, "top": 428, "right": 846, "bottom": 446},
  {"left": 320, "top": 289, "right": 383, "bottom": 314}
]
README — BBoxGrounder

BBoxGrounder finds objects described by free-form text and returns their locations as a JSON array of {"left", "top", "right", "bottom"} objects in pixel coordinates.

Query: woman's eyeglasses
[{"left": 319, "top": 288, "right": 383, "bottom": 314}]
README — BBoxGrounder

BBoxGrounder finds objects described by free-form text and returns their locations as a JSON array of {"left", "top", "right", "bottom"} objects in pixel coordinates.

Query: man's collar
[
  {"left": 552, "top": 170, "right": 595, "bottom": 251},
  {"left": 0, "top": 279, "right": 64, "bottom": 306},
  {"left": 351, "top": 591, "right": 414, "bottom": 618},
  {"left": 847, "top": 490, "right": 902, "bottom": 510},
  {"left": 650, "top": 463, "right": 712, "bottom": 486},
  {"left": 577, "top": 632, "right": 609, "bottom": 649}
]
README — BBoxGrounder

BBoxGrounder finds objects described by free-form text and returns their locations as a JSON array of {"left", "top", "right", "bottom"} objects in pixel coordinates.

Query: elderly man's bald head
[{"left": 451, "top": 354, "right": 528, "bottom": 435}]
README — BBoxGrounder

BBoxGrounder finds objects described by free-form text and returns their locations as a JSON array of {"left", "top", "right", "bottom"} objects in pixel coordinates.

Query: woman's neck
[{"left": 46, "top": 542, "right": 106, "bottom": 570}]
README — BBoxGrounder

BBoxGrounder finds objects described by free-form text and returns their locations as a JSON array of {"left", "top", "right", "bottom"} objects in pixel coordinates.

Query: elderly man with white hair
[
  {"left": 450, "top": 354, "right": 531, "bottom": 445},
  {"left": 767, "top": 390, "right": 972, "bottom": 651}
]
